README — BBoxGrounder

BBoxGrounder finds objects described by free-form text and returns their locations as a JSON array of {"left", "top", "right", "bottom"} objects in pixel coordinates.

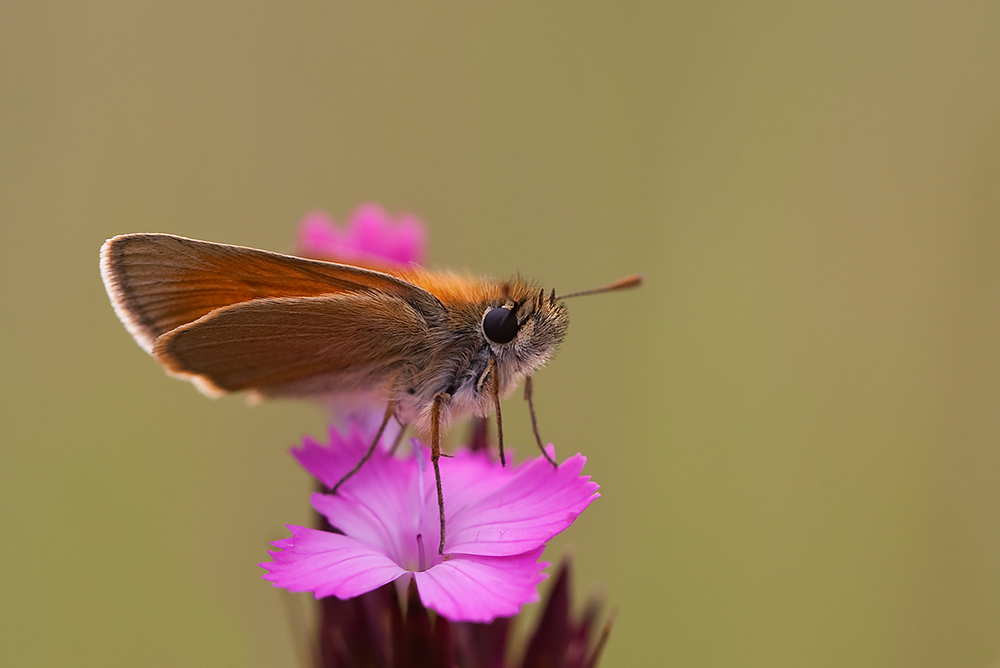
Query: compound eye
[{"left": 482, "top": 307, "right": 520, "bottom": 344}]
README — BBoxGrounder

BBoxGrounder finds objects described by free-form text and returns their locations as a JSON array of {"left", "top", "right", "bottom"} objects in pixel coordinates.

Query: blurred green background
[{"left": 3, "top": 2, "right": 1000, "bottom": 666}]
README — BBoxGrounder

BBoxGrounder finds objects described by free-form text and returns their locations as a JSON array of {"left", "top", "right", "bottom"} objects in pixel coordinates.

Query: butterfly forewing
[
  {"left": 100, "top": 233, "right": 443, "bottom": 353},
  {"left": 153, "top": 292, "right": 434, "bottom": 396}
]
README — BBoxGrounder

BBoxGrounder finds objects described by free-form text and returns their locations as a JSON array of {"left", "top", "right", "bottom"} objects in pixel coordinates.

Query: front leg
[
  {"left": 524, "top": 375, "right": 557, "bottom": 467},
  {"left": 431, "top": 391, "right": 452, "bottom": 555},
  {"left": 476, "top": 358, "right": 506, "bottom": 467}
]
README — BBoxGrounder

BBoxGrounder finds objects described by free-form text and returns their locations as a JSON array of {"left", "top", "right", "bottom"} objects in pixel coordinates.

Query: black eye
[{"left": 482, "top": 307, "right": 520, "bottom": 344}]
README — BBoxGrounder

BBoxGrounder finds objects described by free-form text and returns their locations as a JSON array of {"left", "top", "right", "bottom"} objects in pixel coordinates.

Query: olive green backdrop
[{"left": 3, "top": 2, "right": 1000, "bottom": 667}]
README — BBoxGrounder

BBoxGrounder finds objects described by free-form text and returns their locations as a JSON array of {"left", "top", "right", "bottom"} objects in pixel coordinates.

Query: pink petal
[
  {"left": 292, "top": 425, "right": 373, "bottom": 488},
  {"left": 300, "top": 432, "right": 441, "bottom": 569},
  {"left": 430, "top": 447, "right": 515, "bottom": 514},
  {"left": 414, "top": 548, "right": 548, "bottom": 622},
  {"left": 311, "top": 482, "right": 431, "bottom": 570},
  {"left": 444, "top": 449, "right": 599, "bottom": 556},
  {"left": 295, "top": 204, "right": 426, "bottom": 266},
  {"left": 297, "top": 211, "right": 341, "bottom": 256},
  {"left": 260, "top": 525, "right": 406, "bottom": 599},
  {"left": 292, "top": 423, "right": 411, "bottom": 490},
  {"left": 347, "top": 204, "right": 426, "bottom": 265}
]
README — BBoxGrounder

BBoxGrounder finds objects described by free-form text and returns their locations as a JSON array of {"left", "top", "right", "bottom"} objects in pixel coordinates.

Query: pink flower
[
  {"left": 296, "top": 204, "right": 426, "bottom": 267},
  {"left": 260, "top": 426, "right": 599, "bottom": 623}
]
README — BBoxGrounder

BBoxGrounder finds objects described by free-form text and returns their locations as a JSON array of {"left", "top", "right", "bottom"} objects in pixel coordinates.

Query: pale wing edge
[{"left": 101, "top": 234, "right": 157, "bottom": 353}]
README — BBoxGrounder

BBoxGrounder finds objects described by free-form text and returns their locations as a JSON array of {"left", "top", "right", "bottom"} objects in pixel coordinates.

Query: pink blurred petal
[
  {"left": 295, "top": 203, "right": 426, "bottom": 266},
  {"left": 413, "top": 548, "right": 548, "bottom": 622},
  {"left": 261, "top": 525, "right": 406, "bottom": 599},
  {"left": 298, "top": 211, "right": 341, "bottom": 253}
]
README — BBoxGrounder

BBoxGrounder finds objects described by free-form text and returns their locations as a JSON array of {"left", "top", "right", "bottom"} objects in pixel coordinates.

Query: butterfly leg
[
  {"left": 431, "top": 392, "right": 451, "bottom": 555},
  {"left": 330, "top": 403, "right": 394, "bottom": 495},
  {"left": 387, "top": 363, "right": 417, "bottom": 457},
  {"left": 524, "top": 375, "right": 557, "bottom": 467},
  {"left": 486, "top": 358, "right": 507, "bottom": 467}
]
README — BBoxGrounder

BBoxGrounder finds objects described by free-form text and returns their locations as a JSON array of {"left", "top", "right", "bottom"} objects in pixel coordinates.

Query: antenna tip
[
  {"left": 612, "top": 274, "right": 643, "bottom": 290},
  {"left": 555, "top": 273, "right": 644, "bottom": 300}
]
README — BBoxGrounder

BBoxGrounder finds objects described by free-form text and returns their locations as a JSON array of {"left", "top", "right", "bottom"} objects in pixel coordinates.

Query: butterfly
[{"left": 101, "top": 233, "right": 640, "bottom": 552}]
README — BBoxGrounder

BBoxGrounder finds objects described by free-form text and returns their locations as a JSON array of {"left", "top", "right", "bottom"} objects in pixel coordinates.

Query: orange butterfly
[{"left": 101, "top": 233, "right": 640, "bottom": 552}]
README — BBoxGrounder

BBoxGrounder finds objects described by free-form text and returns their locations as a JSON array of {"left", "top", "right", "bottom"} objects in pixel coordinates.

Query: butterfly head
[{"left": 480, "top": 281, "right": 568, "bottom": 384}]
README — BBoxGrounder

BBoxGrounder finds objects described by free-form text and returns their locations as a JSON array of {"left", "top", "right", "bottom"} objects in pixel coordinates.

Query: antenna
[{"left": 556, "top": 274, "right": 643, "bottom": 300}]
